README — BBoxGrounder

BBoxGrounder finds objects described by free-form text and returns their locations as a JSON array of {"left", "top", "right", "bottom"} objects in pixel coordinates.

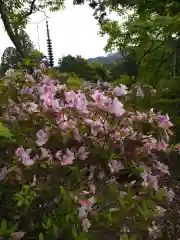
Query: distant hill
[{"left": 87, "top": 52, "right": 122, "bottom": 64}]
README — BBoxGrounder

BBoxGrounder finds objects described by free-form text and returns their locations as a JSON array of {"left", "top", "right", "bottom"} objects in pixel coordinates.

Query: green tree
[
  {"left": 109, "top": 58, "right": 137, "bottom": 81},
  {"left": 1, "top": 31, "right": 35, "bottom": 73},
  {"left": 72, "top": 0, "right": 180, "bottom": 85},
  {"left": 1, "top": 47, "right": 18, "bottom": 69},
  {"left": 89, "top": 61, "right": 111, "bottom": 81},
  {"left": 58, "top": 55, "right": 94, "bottom": 80}
]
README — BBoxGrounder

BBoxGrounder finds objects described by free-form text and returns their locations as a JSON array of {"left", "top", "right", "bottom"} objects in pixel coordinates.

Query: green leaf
[
  {"left": 72, "top": 227, "right": 78, "bottom": 238},
  {"left": 60, "top": 187, "right": 65, "bottom": 194},
  {"left": 46, "top": 218, "right": 52, "bottom": 228},
  {"left": 137, "top": 205, "right": 145, "bottom": 216},
  {"left": 39, "top": 232, "right": 44, "bottom": 240},
  {"left": 65, "top": 214, "right": 70, "bottom": 222},
  {"left": 155, "top": 188, "right": 165, "bottom": 201},
  {"left": 17, "top": 199, "right": 23, "bottom": 207},
  {"left": 24, "top": 57, "right": 31, "bottom": 65},
  {"left": 0, "top": 122, "right": 13, "bottom": 138},
  {"left": 1, "top": 219, "right": 7, "bottom": 234},
  {"left": 53, "top": 224, "right": 59, "bottom": 237},
  {"left": 118, "top": 197, "right": 125, "bottom": 208}
]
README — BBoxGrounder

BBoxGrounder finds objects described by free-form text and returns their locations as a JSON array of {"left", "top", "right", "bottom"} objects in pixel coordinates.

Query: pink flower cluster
[{"left": 3, "top": 72, "right": 174, "bottom": 238}]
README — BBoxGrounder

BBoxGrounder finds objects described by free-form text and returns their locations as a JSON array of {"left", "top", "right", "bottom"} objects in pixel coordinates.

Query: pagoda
[{"left": 46, "top": 20, "right": 54, "bottom": 67}]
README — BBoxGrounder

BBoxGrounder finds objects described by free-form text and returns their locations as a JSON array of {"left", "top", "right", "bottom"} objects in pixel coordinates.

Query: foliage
[
  {"left": 0, "top": 68, "right": 175, "bottom": 239},
  {"left": 66, "top": 75, "right": 84, "bottom": 89},
  {"left": 89, "top": 61, "right": 111, "bottom": 81},
  {"left": 1, "top": 31, "right": 35, "bottom": 74},
  {"left": 1, "top": 47, "right": 18, "bottom": 69},
  {"left": 114, "top": 76, "right": 135, "bottom": 86},
  {"left": 73, "top": 0, "right": 180, "bottom": 145},
  {"left": 0, "top": 122, "right": 13, "bottom": 139},
  {"left": 80, "top": 0, "right": 178, "bottom": 87},
  {"left": 58, "top": 55, "right": 95, "bottom": 81},
  {"left": 57, "top": 55, "right": 114, "bottom": 82}
]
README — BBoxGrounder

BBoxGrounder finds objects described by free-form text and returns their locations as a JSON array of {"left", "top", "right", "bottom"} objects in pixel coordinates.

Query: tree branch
[
  {"left": 0, "top": 0, "right": 25, "bottom": 59},
  {"left": 23, "top": 0, "right": 37, "bottom": 18}
]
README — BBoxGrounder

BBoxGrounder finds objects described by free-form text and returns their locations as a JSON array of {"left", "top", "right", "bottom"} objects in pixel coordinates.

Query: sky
[{"left": 0, "top": 1, "right": 115, "bottom": 65}]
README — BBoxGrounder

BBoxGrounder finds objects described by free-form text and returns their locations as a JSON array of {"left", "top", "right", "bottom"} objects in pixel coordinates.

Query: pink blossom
[
  {"left": 79, "top": 191, "right": 90, "bottom": 196},
  {"left": 56, "top": 84, "right": 66, "bottom": 92},
  {"left": 57, "top": 113, "right": 68, "bottom": 126},
  {"left": 55, "top": 110, "right": 64, "bottom": 124},
  {"left": 76, "top": 146, "right": 89, "bottom": 160},
  {"left": 113, "top": 85, "right": 128, "bottom": 96},
  {"left": 156, "top": 114, "right": 173, "bottom": 129},
  {"left": 40, "top": 62, "right": 46, "bottom": 69},
  {"left": 136, "top": 86, "right": 144, "bottom": 98},
  {"left": 79, "top": 199, "right": 89, "bottom": 206},
  {"left": 42, "top": 84, "right": 57, "bottom": 95},
  {"left": 36, "top": 129, "right": 49, "bottom": 146},
  {"left": 175, "top": 144, "right": 180, "bottom": 149},
  {"left": 74, "top": 93, "right": 88, "bottom": 113},
  {"left": 108, "top": 160, "right": 124, "bottom": 173},
  {"left": 42, "top": 93, "right": 54, "bottom": 107},
  {"left": 156, "top": 140, "right": 168, "bottom": 151},
  {"left": 61, "top": 149, "right": 75, "bottom": 165},
  {"left": 51, "top": 99, "right": 60, "bottom": 112},
  {"left": 25, "top": 102, "right": 38, "bottom": 114},
  {"left": 163, "top": 187, "right": 175, "bottom": 201},
  {"left": 141, "top": 171, "right": 158, "bottom": 190},
  {"left": 91, "top": 120, "right": 104, "bottom": 135},
  {"left": 107, "top": 98, "right": 125, "bottom": 116},
  {"left": 73, "top": 128, "right": 82, "bottom": 142},
  {"left": 148, "top": 221, "right": 159, "bottom": 239},
  {"left": 92, "top": 90, "right": 105, "bottom": 105},
  {"left": 89, "top": 184, "right": 96, "bottom": 194},
  {"left": 64, "top": 91, "right": 76, "bottom": 106},
  {"left": 143, "top": 137, "right": 157, "bottom": 152},
  {"left": 21, "top": 86, "right": 34, "bottom": 95},
  {"left": 84, "top": 118, "right": 93, "bottom": 125},
  {"left": 55, "top": 150, "right": 62, "bottom": 161},
  {"left": 5, "top": 70, "right": 176, "bottom": 232},
  {"left": 135, "top": 111, "right": 147, "bottom": 121},
  {"left": 15, "top": 147, "right": 34, "bottom": 166},
  {"left": 25, "top": 74, "right": 35, "bottom": 83},
  {"left": 40, "top": 148, "right": 52, "bottom": 161},
  {"left": 82, "top": 218, "right": 91, "bottom": 232},
  {"left": 154, "top": 161, "right": 169, "bottom": 175},
  {"left": 39, "top": 84, "right": 57, "bottom": 108}
]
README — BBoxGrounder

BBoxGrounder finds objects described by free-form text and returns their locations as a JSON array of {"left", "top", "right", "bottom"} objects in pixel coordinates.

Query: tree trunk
[{"left": 0, "top": 0, "right": 25, "bottom": 60}]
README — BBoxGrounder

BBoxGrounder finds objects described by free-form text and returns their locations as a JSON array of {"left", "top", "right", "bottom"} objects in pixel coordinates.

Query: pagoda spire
[{"left": 46, "top": 20, "right": 54, "bottom": 67}]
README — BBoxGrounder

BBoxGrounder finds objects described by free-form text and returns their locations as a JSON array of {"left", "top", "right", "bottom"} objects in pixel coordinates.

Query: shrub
[
  {"left": 0, "top": 70, "right": 175, "bottom": 239},
  {"left": 113, "top": 76, "right": 135, "bottom": 87},
  {"left": 66, "top": 75, "right": 84, "bottom": 89}
]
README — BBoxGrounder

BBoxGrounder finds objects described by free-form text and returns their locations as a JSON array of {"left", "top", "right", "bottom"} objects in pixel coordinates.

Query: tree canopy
[
  {"left": 1, "top": 30, "right": 35, "bottom": 73},
  {"left": 58, "top": 55, "right": 94, "bottom": 80}
]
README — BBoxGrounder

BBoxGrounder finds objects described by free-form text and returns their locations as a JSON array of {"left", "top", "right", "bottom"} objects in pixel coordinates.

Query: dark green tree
[
  {"left": 1, "top": 47, "right": 18, "bottom": 69},
  {"left": 1, "top": 31, "right": 35, "bottom": 73},
  {"left": 89, "top": 61, "right": 111, "bottom": 81},
  {"left": 58, "top": 55, "right": 94, "bottom": 80}
]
